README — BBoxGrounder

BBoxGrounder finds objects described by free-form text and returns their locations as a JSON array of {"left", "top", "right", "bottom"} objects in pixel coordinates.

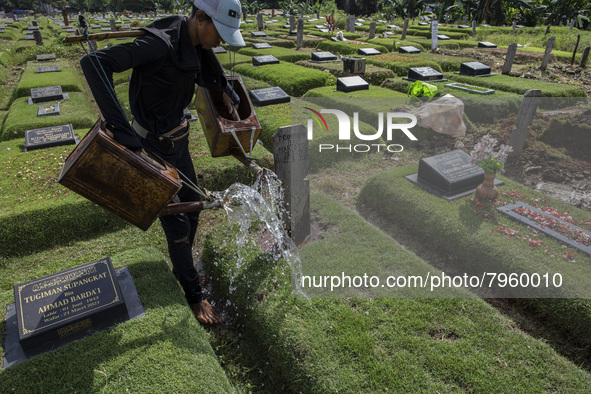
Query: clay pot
[{"left": 476, "top": 172, "right": 499, "bottom": 200}]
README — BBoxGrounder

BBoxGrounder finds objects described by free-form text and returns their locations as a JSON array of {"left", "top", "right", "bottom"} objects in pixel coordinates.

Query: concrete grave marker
[
  {"left": 459, "top": 62, "right": 494, "bottom": 76},
  {"left": 478, "top": 41, "right": 497, "bottom": 48},
  {"left": 581, "top": 46, "right": 590, "bottom": 68},
  {"left": 431, "top": 21, "right": 438, "bottom": 51},
  {"left": 502, "top": 43, "right": 518, "bottom": 75},
  {"left": 30, "top": 86, "right": 64, "bottom": 103},
  {"left": 310, "top": 51, "right": 337, "bottom": 61},
  {"left": 296, "top": 18, "right": 304, "bottom": 49},
  {"left": 36, "top": 53, "right": 56, "bottom": 61},
  {"left": 336, "top": 76, "right": 369, "bottom": 92},
  {"left": 343, "top": 57, "right": 366, "bottom": 74},
  {"left": 252, "top": 42, "right": 272, "bottom": 49},
  {"left": 508, "top": 89, "right": 542, "bottom": 156},
  {"left": 357, "top": 47, "right": 380, "bottom": 56},
  {"left": 401, "top": 18, "right": 409, "bottom": 40},
  {"left": 540, "top": 36, "right": 555, "bottom": 70},
  {"left": 273, "top": 125, "right": 310, "bottom": 245}
]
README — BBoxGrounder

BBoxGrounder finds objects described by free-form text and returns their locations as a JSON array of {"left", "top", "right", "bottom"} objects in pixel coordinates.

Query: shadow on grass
[{"left": 0, "top": 200, "right": 129, "bottom": 258}]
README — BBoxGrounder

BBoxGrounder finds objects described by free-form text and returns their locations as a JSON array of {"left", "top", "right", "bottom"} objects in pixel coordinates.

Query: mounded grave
[{"left": 405, "top": 150, "right": 503, "bottom": 200}]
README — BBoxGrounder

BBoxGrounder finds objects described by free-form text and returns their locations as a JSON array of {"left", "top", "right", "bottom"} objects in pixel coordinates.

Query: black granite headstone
[
  {"left": 249, "top": 87, "right": 290, "bottom": 106},
  {"left": 251, "top": 31, "right": 267, "bottom": 37},
  {"left": 405, "top": 150, "right": 503, "bottom": 199},
  {"left": 357, "top": 47, "right": 381, "bottom": 56},
  {"left": 478, "top": 41, "right": 497, "bottom": 48},
  {"left": 342, "top": 57, "right": 366, "bottom": 74},
  {"left": 24, "top": 124, "right": 77, "bottom": 151},
  {"left": 399, "top": 46, "right": 421, "bottom": 54},
  {"left": 37, "top": 103, "right": 60, "bottom": 116},
  {"left": 212, "top": 46, "right": 226, "bottom": 54},
  {"left": 36, "top": 53, "right": 56, "bottom": 61},
  {"left": 336, "top": 76, "right": 369, "bottom": 92},
  {"left": 311, "top": 51, "right": 337, "bottom": 61},
  {"left": 252, "top": 42, "right": 272, "bottom": 49},
  {"left": 406, "top": 67, "right": 444, "bottom": 81},
  {"left": 12, "top": 257, "right": 128, "bottom": 351},
  {"left": 252, "top": 55, "right": 280, "bottom": 66},
  {"left": 459, "top": 61, "right": 493, "bottom": 77},
  {"left": 30, "top": 86, "right": 64, "bottom": 103}
]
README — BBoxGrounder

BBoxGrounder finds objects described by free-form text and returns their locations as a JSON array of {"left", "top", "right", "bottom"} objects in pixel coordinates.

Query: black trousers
[{"left": 141, "top": 125, "right": 204, "bottom": 304}]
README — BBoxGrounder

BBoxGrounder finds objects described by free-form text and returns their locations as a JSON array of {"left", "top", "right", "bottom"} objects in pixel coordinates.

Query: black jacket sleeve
[{"left": 80, "top": 35, "right": 168, "bottom": 150}]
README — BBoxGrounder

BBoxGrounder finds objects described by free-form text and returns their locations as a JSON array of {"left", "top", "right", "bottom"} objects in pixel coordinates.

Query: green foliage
[
  {"left": 234, "top": 62, "right": 331, "bottom": 96},
  {"left": 407, "top": 80, "right": 438, "bottom": 97}
]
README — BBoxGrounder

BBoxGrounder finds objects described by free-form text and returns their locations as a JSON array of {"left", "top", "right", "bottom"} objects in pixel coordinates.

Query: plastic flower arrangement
[{"left": 469, "top": 133, "right": 513, "bottom": 174}]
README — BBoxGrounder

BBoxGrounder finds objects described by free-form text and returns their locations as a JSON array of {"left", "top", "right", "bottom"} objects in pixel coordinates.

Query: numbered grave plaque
[
  {"left": 357, "top": 47, "right": 381, "bottom": 56},
  {"left": 399, "top": 46, "right": 421, "bottom": 54},
  {"left": 252, "top": 55, "right": 279, "bottom": 66},
  {"left": 36, "top": 53, "right": 56, "bottom": 61},
  {"left": 459, "top": 61, "right": 494, "bottom": 77},
  {"left": 406, "top": 150, "right": 503, "bottom": 200},
  {"left": 30, "top": 85, "right": 64, "bottom": 103},
  {"left": 252, "top": 42, "right": 272, "bottom": 49},
  {"left": 249, "top": 86, "right": 290, "bottom": 106},
  {"left": 24, "top": 124, "right": 77, "bottom": 151},
  {"left": 478, "top": 41, "right": 497, "bottom": 48},
  {"left": 336, "top": 76, "right": 369, "bottom": 92},
  {"left": 311, "top": 51, "right": 337, "bottom": 61},
  {"left": 406, "top": 67, "right": 445, "bottom": 81}
]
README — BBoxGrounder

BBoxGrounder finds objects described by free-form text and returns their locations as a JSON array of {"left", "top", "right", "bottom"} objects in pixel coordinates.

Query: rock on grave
[
  {"left": 30, "top": 86, "right": 65, "bottom": 103},
  {"left": 37, "top": 103, "right": 60, "bottom": 116},
  {"left": 36, "top": 65, "right": 61, "bottom": 73},
  {"left": 459, "top": 61, "right": 493, "bottom": 77},
  {"left": 478, "top": 41, "right": 497, "bottom": 48},
  {"left": 24, "top": 124, "right": 77, "bottom": 151},
  {"left": 357, "top": 47, "right": 381, "bottom": 56},
  {"left": 249, "top": 86, "right": 290, "bottom": 106},
  {"left": 252, "top": 55, "right": 280, "bottom": 66},
  {"left": 406, "top": 67, "right": 444, "bottom": 82},
  {"left": 251, "top": 31, "right": 267, "bottom": 38},
  {"left": 311, "top": 51, "right": 337, "bottom": 61},
  {"left": 36, "top": 53, "right": 56, "bottom": 61},
  {"left": 405, "top": 150, "right": 503, "bottom": 200},
  {"left": 399, "top": 46, "right": 421, "bottom": 54},
  {"left": 336, "top": 76, "right": 369, "bottom": 92},
  {"left": 252, "top": 42, "right": 272, "bottom": 49},
  {"left": 212, "top": 46, "right": 227, "bottom": 54},
  {"left": 343, "top": 57, "right": 366, "bottom": 74},
  {"left": 7, "top": 257, "right": 142, "bottom": 361}
]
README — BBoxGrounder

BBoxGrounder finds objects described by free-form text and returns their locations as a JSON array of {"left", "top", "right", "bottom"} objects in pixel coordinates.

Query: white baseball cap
[{"left": 194, "top": 0, "right": 245, "bottom": 47}]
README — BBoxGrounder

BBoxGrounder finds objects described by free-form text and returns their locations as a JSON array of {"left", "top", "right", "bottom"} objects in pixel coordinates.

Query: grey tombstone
[
  {"left": 502, "top": 43, "right": 518, "bottom": 75},
  {"left": 252, "top": 42, "right": 272, "bottom": 49},
  {"left": 343, "top": 56, "right": 366, "bottom": 74},
  {"left": 257, "top": 13, "right": 263, "bottom": 30},
  {"left": 311, "top": 51, "right": 337, "bottom": 61},
  {"left": 511, "top": 21, "right": 516, "bottom": 34},
  {"left": 345, "top": 16, "right": 351, "bottom": 32},
  {"left": 273, "top": 124, "right": 310, "bottom": 245},
  {"left": 252, "top": 55, "right": 279, "bottom": 66},
  {"left": 540, "top": 36, "right": 555, "bottom": 71},
  {"left": 357, "top": 47, "right": 380, "bottom": 56},
  {"left": 478, "top": 41, "right": 497, "bottom": 48},
  {"left": 570, "top": 19, "right": 575, "bottom": 31},
  {"left": 290, "top": 15, "right": 295, "bottom": 30},
  {"left": 37, "top": 103, "right": 60, "bottom": 116},
  {"left": 472, "top": 20, "right": 476, "bottom": 36},
  {"left": 110, "top": 20, "right": 117, "bottom": 31},
  {"left": 459, "top": 62, "right": 493, "bottom": 76},
  {"left": 399, "top": 45, "right": 421, "bottom": 53},
  {"left": 581, "top": 46, "right": 590, "bottom": 68},
  {"left": 36, "top": 53, "right": 55, "bottom": 61},
  {"left": 437, "top": 34, "right": 450, "bottom": 40},
  {"left": 30, "top": 86, "right": 64, "bottom": 103},
  {"left": 508, "top": 89, "right": 542, "bottom": 157},
  {"left": 336, "top": 76, "right": 369, "bottom": 92},
  {"left": 25, "top": 34, "right": 35, "bottom": 40},
  {"left": 249, "top": 86, "right": 290, "bottom": 106},
  {"left": 212, "top": 46, "right": 227, "bottom": 54},
  {"left": 296, "top": 18, "right": 304, "bottom": 49},
  {"left": 349, "top": 15, "right": 355, "bottom": 32},
  {"left": 251, "top": 31, "right": 267, "bottom": 38},
  {"left": 369, "top": 21, "right": 376, "bottom": 39},
  {"left": 431, "top": 21, "right": 438, "bottom": 51},
  {"left": 545, "top": 25, "right": 551, "bottom": 36},
  {"left": 405, "top": 150, "right": 501, "bottom": 200}
]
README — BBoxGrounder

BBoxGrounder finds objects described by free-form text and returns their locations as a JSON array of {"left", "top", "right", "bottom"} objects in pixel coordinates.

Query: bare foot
[{"left": 190, "top": 299, "right": 225, "bottom": 325}]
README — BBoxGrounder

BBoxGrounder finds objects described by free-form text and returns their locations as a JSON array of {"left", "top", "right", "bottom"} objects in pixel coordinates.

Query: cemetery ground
[{"left": 1, "top": 14, "right": 591, "bottom": 392}]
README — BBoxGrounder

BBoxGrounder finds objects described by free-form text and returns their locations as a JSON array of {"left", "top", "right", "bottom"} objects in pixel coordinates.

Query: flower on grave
[{"left": 469, "top": 133, "right": 513, "bottom": 174}]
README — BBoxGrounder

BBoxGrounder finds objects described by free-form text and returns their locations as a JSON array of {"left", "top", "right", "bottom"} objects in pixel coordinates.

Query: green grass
[
  {"left": 358, "top": 165, "right": 591, "bottom": 347},
  {"left": 303, "top": 84, "right": 409, "bottom": 98},
  {"left": 1, "top": 93, "right": 97, "bottom": 141},
  {"left": 366, "top": 38, "right": 426, "bottom": 52},
  {"left": 295, "top": 59, "right": 396, "bottom": 86},
  {"left": 234, "top": 62, "right": 332, "bottom": 96},
  {"left": 0, "top": 247, "right": 235, "bottom": 393},
  {"left": 200, "top": 193, "right": 591, "bottom": 392}
]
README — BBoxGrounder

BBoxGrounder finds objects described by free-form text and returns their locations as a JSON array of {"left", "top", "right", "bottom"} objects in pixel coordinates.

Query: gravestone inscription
[
  {"left": 24, "top": 124, "right": 77, "bottom": 151},
  {"left": 249, "top": 86, "right": 290, "bottom": 106}
]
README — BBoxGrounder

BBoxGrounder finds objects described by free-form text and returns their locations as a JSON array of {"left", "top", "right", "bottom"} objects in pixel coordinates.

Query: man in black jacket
[{"left": 80, "top": 0, "right": 245, "bottom": 324}]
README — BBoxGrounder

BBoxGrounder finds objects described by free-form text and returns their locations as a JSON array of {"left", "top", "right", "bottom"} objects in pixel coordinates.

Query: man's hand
[{"left": 222, "top": 91, "right": 240, "bottom": 121}]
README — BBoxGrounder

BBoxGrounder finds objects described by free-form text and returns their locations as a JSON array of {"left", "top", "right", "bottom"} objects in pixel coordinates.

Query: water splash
[{"left": 214, "top": 171, "right": 307, "bottom": 299}]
